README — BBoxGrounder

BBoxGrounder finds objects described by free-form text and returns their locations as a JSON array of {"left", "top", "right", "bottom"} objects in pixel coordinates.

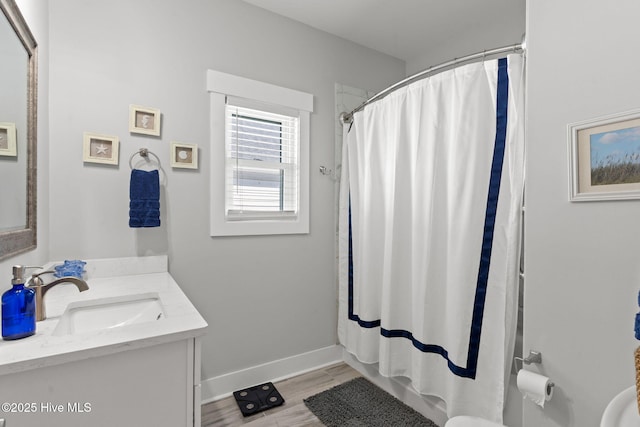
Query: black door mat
[{"left": 233, "top": 382, "right": 285, "bottom": 417}]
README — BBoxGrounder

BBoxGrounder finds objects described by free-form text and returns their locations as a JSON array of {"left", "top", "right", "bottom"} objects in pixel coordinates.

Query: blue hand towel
[{"left": 129, "top": 169, "right": 160, "bottom": 227}]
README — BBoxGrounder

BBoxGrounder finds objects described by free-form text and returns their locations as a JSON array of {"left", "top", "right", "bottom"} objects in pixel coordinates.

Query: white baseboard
[
  {"left": 200, "top": 344, "right": 343, "bottom": 404},
  {"left": 342, "top": 349, "right": 449, "bottom": 427}
]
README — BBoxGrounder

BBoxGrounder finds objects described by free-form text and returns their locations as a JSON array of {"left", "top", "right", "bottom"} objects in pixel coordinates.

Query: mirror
[{"left": 0, "top": 0, "right": 37, "bottom": 260}]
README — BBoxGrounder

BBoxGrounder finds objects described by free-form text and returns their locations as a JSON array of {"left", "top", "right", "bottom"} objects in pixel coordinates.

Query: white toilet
[
  {"left": 600, "top": 385, "right": 639, "bottom": 427},
  {"left": 445, "top": 415, "right": 506, "bottom": 427}
]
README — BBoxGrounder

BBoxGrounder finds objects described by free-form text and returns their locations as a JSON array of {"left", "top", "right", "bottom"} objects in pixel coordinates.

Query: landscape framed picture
[{"left": 569, "top": 109, "right": 640, "bottom": 201}]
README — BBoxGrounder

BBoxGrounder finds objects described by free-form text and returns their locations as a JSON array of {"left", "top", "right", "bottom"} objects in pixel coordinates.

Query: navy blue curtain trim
[
  {"left": 347, "top": 58, "right": 510, "bottom": 380},
  {"left": 466, "top": 57, "right": 510, "bottom": 377}
]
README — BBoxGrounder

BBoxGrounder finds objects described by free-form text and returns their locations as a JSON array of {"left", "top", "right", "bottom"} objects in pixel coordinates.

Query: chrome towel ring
[{"left": 129, "top": 148, "right": 161, "bottom": 170}]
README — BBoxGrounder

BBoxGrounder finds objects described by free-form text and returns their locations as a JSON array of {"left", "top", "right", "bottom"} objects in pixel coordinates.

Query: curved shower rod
[{"left": 340, "top": 40, "right": 525, "bottom": 125}]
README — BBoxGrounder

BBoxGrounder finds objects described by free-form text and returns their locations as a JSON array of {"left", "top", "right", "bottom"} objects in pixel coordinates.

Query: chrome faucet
[{"left": 26, "top": 271, "right": 89, "bottom": 321}]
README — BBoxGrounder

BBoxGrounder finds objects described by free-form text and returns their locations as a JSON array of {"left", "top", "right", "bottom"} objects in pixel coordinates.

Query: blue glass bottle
[{"left": 2, "top": 266, "right": 36, "bottom": 340}]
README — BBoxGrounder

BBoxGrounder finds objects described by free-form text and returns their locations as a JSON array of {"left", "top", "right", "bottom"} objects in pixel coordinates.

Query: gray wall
[
  {"left": 525, "top": 0, "right": 640, "bottom": 425},
  {"left": 405, "top": 2, "right": 525, "bottom": 75},
  {"left": 47, "top": 0, "right": 404, "bottom": 381}
]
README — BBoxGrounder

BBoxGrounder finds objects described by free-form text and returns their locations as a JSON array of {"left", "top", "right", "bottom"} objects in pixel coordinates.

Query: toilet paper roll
[{"left": 517, "top": 370, "right": 554, "bottom": 407}]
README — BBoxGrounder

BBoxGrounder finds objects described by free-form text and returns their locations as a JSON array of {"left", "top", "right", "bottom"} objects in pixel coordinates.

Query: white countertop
[{"left": 0, "top": 255, "right": 208, "bottom": 376}]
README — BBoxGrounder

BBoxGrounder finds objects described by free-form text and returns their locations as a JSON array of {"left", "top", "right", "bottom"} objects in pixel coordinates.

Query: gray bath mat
[{"left": 304, "top": 377, "right": 439, "bottom": 426}]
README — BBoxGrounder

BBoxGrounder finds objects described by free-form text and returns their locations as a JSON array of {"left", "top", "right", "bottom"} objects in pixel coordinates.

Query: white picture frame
[
  {"left": 82, "top": 132, "right": 119, "bottom": 165},
  {"left": 0, "top": 122, "right": 17, "bottom": 157},
  {"left": 129, "top": 104, "right": 161, "bottom": 136},
  {"left": 569, "top": 109, "right": 640, "bottom": 201},
  {"left": 170, "top": 142, "right": 198, "bottom": 169}
]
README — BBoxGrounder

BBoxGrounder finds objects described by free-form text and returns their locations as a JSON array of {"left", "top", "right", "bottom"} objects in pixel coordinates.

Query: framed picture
[
  {"left": 83, "top": 132, "right": 119, "bottom": 165},
  {"left": 129, "top": 104, "right": 161, "bottom": 136},
  {"left": 170, "top": 142, "right": 198, "bottom": 169},
  {"left": 569, "top": 109, "right": 640, "bottom": 201},
  {"left": 0, "top": 122, "right": 17, "bottom": 157}
]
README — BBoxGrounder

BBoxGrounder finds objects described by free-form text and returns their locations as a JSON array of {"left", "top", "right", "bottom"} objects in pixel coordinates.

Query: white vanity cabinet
[
  {"left": 0, "top": 256, "right": 207, "bottom": 427},
  {"left": 0, "top": 338, "right": 202, "bottom": 426}
]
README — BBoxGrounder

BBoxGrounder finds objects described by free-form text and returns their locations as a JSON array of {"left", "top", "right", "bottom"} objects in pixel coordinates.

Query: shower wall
[{"left": 334, "top": 84, "right": 375, "bottom": 270}]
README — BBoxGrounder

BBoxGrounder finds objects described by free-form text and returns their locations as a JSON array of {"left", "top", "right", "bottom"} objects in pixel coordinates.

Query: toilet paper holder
[{"left": 514, "top": 350, "right": 542, "bottom": 371}]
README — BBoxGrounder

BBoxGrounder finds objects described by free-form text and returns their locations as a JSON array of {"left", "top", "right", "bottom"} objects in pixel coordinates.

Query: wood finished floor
[{"left": 201, "top": 362, "right": 362, "bottom": 427}]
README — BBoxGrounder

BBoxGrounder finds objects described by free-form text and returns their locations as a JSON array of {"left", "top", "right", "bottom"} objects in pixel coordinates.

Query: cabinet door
[{"left": 0, "top": 340, "right": 192, "bottom": 427}]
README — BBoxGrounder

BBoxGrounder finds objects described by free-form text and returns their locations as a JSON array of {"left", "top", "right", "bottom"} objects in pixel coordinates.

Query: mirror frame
[{"left": 0, "top": 0, "right": 37, "bottom": 261}]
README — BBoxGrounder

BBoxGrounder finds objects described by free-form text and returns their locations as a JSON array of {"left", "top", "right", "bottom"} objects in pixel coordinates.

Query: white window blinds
[{"left": 225, "top": 98, "right": 300, "bottom": 220}]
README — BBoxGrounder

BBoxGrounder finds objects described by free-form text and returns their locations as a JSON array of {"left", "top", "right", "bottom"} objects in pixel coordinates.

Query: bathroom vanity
[{"left": 0, "top": 256, "right": 207, "bottom": 427}]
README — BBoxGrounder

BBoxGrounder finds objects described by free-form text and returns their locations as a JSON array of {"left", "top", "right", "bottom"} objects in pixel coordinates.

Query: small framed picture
[
  {"left": 129, "top": 104, "right": 161, "bottom": 136},
  {"left": 0, "top": 122, "right": 17, "bottom": 157},
  {"left": 170, "top": 142, "right": 198, "bottom": 169},
  {"left": 569, "top": 109, "right": 640, "bottom": 201},
  {"left": 83, "top": 132, "right": 119, "bottom": 165}
]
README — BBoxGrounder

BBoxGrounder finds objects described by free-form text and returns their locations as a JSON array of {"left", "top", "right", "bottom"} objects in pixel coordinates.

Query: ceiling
[{"left": 241, "top": 0, "right": 525, "bottom": 63}]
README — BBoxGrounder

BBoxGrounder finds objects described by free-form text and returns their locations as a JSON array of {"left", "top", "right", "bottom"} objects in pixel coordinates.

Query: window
[
  {"left": 208, "top": 70, "right": 313, "bottom": 236},
  {"left": 225, "top": 101, "right": 299, "bottom": 219}
]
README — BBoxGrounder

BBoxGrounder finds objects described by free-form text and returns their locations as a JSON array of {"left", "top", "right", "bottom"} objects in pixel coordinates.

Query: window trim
[{"left": 207, "top": 70, "right": 313, "bottom": 236}]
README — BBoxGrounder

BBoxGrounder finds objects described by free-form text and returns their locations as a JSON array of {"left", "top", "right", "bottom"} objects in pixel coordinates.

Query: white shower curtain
[{"left": 338, "top": 54, "right": 524, "bottom": 422}]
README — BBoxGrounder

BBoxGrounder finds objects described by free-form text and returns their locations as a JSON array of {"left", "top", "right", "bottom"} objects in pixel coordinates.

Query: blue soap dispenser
[{"left": 2, "top": 265, "right": 36, "bottom": 340}]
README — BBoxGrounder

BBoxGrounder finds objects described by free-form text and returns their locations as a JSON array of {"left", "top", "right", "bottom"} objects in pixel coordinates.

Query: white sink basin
[
  {"left": 601, "top": 386, "right": 640, "bottom": 427},
  {"left": 52, "top": 293, "right": 164, "bottom": 336}
]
